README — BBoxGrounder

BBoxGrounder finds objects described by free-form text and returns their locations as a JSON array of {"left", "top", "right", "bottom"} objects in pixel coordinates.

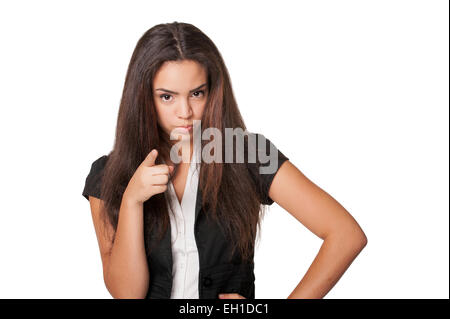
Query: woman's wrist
[{"left": 122, "top": 191, "right": 145, "bottom": 209}]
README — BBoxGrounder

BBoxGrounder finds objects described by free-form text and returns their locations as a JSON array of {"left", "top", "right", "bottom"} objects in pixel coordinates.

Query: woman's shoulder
[
  {"left": 91, "top": 154, "right": 109, "bottom": 172},
  {"left": 242, "top": 131, "right": 289, "bottom": 167},
  {"left": 82, "top": 154, "right": 109, "bottom": 201},
  {"left": 242, "top": 131, "right": 289, "bottom": 205}
]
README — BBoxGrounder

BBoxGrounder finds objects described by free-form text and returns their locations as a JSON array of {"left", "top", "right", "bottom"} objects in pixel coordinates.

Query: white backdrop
[{"left": 0, "top": 0, "right": 448, "bottom": 299}]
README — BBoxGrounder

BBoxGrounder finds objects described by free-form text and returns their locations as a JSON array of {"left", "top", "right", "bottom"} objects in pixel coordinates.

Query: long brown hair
[{"left": 99, "top": 21, "right": 267, "bottom": 263}]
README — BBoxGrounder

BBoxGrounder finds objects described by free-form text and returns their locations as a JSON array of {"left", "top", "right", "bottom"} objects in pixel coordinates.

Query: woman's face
[{"left": 153, "top": 59, "right": 208, "bottom": 143}]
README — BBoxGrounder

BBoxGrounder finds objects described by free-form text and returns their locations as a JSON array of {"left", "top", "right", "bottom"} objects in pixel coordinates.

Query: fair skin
[
  {"left": 152, "top": 59, "right": 208, "bottom": 203},
  {"left": 89, "top": 59, "right": 367, "bottom": 299}
]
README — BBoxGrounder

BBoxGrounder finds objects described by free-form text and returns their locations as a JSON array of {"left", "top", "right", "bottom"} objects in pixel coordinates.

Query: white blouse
[{"left": 163, "top": 139, "right": 201, "bottom": 299}]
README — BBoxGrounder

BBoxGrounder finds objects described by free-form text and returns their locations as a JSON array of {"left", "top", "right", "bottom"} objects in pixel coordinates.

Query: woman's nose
[{"left": 177, "top": 99, "right": 193, "bottom": 118}]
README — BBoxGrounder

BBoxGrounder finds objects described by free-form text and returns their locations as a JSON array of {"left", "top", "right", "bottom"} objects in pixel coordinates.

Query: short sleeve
[
  {"left": 245, "top": 133, "right": 289, "bottom": 205},
  {"left": 82, "top": 155, "right": 108, "bottom": 201}
]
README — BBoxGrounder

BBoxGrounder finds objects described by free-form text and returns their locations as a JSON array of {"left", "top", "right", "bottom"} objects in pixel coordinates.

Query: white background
[{"left": 0, "top": 0, "right": 448, "bottom": 299}]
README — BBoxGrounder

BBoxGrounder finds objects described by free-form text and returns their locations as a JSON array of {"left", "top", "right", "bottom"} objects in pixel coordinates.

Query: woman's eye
[
  {"left": 159, "top": 90, "right": 204, "bottom": 102},
  {"left": 192, "top": 90, "right": 205, "bottom": 98},
  {"left": 160, "top": 94, "right": 172, "bottom": 102}
]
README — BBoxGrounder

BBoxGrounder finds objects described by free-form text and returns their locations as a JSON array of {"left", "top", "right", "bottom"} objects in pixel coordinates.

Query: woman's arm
[
  {"left": 89, "top": 196, "right": 149, "bottom": 298},
  {"left": 267, "top": 160, "right": 368, "bottom": 299}
]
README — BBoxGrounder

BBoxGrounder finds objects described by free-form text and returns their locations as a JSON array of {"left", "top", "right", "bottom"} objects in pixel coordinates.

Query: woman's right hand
[{"left": 123, "top": 149, "right": 174, "bottom": 205}]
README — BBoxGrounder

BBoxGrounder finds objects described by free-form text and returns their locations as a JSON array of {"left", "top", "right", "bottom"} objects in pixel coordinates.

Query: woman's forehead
[{"left": 153, "top": 60, "right": 207, "bottom": 90}]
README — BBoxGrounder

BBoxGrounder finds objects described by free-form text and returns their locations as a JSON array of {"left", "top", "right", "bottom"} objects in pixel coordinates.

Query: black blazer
[{"left": 82, "top": 133, "right": 289, "bottom": 299}]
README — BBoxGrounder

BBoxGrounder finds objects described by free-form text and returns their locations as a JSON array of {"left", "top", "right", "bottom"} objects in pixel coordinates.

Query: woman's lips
[{"left": 176, "top": 125, "right": 193, "bottom": 132}]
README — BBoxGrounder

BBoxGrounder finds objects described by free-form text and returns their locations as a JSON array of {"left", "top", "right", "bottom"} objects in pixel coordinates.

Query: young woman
[{"left": 82, "top": 22, "right": 367, "bottom": 299}]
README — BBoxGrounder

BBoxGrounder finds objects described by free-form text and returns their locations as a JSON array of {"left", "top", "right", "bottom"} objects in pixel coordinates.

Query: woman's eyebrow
[{"left": 155, "top": 83, "right": 207, "bottom": 94}]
